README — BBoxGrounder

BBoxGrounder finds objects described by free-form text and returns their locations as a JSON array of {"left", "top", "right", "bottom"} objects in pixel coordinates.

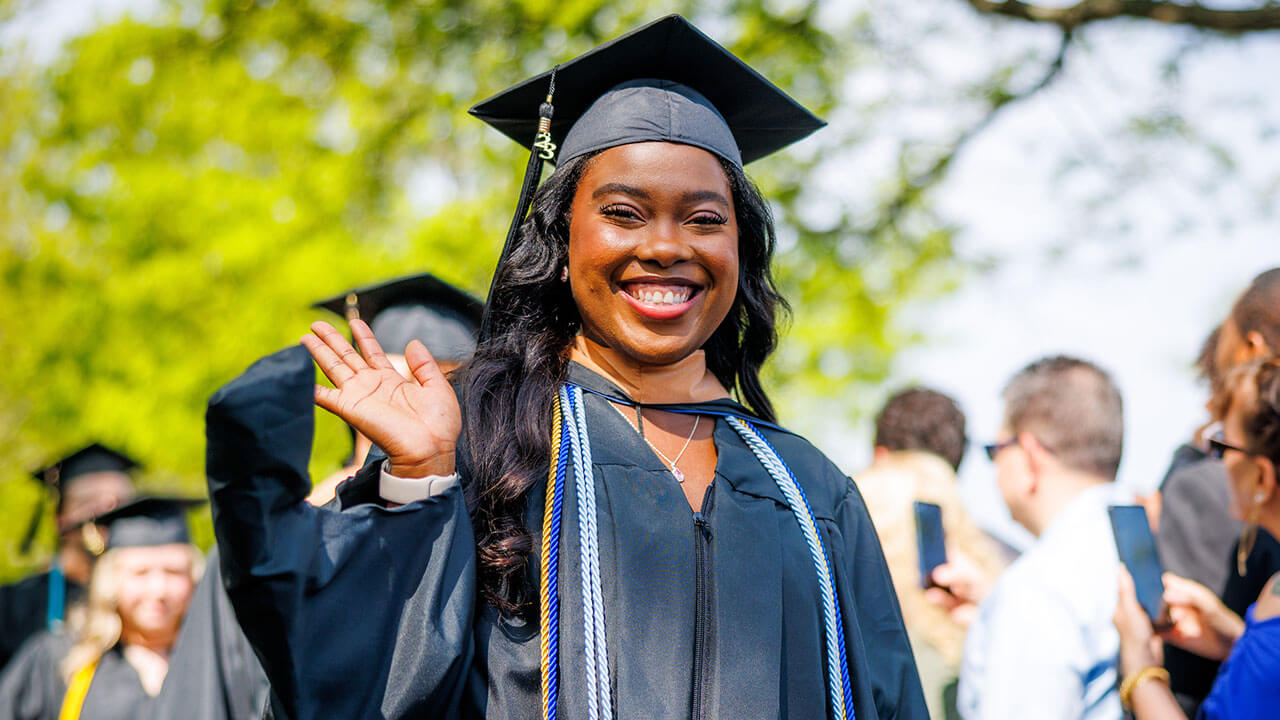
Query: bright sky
[{"left": 7, "top": 0, "right": 1278, "bottom": 550}]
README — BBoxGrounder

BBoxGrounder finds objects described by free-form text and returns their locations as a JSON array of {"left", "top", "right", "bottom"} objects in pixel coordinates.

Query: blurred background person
[
  {"left": 0, "top": 445, "right": 137, "bottom": 672},
  {"left": 1154, "top": 268, "right": 1280, "bottom": 715},
  {"left": 0, "top": 497, "right": 203, "bottom": 720},
  {"left": 305, "top": 272, "right": 482, "bottom": 505},
  {"left": 1114, "top": 357, "right": 1280, "bottom": 719},
  {"left": 932, "top": 356, "right": 1126, "bottom": 719},
  {"left": 858, "top": 387, "right": 1004, "bottom": 719}
]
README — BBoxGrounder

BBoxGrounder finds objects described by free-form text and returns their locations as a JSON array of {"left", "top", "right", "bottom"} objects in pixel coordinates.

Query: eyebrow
[
  {"left": 592, "top": 183, "right": 650, "bottom": 200},
  {"left": 591, "top": 183, "right": 729, "bottom": 207}
]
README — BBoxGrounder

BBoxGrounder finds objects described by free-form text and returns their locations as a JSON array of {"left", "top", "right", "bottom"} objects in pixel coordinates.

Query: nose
[{"left": 634, "top": 219, "right": 693, "bottom": 268}]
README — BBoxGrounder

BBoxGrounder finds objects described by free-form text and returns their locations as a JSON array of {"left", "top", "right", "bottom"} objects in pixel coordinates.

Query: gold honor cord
[{"left": 58, "top": 658, "right": 99, "bottom": 720}]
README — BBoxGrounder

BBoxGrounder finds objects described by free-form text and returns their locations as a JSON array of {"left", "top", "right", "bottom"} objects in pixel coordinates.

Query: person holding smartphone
[
  {"left": 1113, "top": 357, "right": 1280, "bottom": 719},
  {"left": 929, "top": 356, "right": 1128, "bottom": 720}
]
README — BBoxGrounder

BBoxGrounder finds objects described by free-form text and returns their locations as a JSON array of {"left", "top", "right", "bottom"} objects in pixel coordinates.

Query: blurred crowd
[{"left": 1, "top": 267, "right": 1277, "bottom": 719}]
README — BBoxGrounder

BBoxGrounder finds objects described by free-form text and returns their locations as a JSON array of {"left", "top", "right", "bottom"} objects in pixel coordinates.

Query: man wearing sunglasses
[{"left": 930, "top": 355, "right": 1127, "bottom": 720}]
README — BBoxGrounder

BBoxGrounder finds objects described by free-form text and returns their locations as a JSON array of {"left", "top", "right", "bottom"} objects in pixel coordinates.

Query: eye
[
  {"left": 601, "top": 204, "right": 642, "bottom": 222},
  {"left": 688, "top": 211, "right": 728, "bottom": 226}
]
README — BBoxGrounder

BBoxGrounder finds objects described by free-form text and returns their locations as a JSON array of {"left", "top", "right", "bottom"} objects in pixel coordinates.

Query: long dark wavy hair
[{"left": 457, "top": 148, "right": 789, "bottom": 613}]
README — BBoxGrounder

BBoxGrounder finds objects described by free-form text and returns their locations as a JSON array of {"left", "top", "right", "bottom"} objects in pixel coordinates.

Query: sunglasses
[
  {"left": 983, "top": 438, "right": 1019, "bottom": 462},
  {"left": 1207, "top": 431, "right": 1250, "bottom": 461}
]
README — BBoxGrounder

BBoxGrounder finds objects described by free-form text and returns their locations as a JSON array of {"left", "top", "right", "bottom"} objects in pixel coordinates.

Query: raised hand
[{"left": 301, "top": 320, "right": 461, "bottom": 478}]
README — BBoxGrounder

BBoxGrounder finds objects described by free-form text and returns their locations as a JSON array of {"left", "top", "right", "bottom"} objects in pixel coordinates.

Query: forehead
[
  {"left": 115, "top": 544, "right": 193, "bottom": 569},
  {"left": 578, "top": 142, "right": 731, "bottom": 194},
  {"left": 62, "top": 472, "right": 134, "bottom": 503}
]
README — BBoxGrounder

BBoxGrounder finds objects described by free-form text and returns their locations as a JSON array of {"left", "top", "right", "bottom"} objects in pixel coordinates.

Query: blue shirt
[
  {"left": 1199, "top": 602, "right": 1280, "bottom": 720},
  {"left": 959, "top": 484, "right": 1122, "bottom": 720}
]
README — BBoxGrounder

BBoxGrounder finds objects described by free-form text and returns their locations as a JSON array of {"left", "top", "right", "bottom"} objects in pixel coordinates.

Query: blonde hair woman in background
[{"left": 0, "top": 498, "right": 203, "bottom": 720}]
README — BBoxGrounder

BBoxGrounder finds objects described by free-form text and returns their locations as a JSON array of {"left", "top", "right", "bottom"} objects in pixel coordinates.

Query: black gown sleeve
[
  {"left": 205, "top": 345, "right": 476, "bottom": 720},
  {"left": 827, "top": 478, "right": 930, "bottom": 720}
]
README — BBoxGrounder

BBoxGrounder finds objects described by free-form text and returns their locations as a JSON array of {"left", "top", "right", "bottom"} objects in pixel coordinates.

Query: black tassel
[
  {"left": 479, "top": 68, "right": 558, "bottom": 343},
  {"left": 19, "top": 493, "right": 46, "bottom": 555}
]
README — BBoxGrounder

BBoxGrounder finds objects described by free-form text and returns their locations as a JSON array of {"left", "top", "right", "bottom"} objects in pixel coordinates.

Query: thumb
[{"left": 404, "top": 340, "right": 443, "bottom": 387}]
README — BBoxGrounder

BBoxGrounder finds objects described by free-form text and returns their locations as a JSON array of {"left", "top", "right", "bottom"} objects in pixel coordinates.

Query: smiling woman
[{"left": 204, "top": 14, "right": 927, "bottom": 720}]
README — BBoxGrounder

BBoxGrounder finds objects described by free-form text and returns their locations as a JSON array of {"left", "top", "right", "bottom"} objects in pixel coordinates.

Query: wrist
[
  {"left": 1119, "top": 665, "right": 1170, "bottom": 712},
  {"left": 388, "top": 450, "right": 455, "bottom": 479}
]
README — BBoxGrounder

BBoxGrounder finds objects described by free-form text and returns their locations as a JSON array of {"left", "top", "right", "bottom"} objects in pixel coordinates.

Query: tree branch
[
  {"left": 865, "top": 30, "right": 1073, "bottom": 237},
  {"left": 963, "top": 0, "right": 1280, "bottom": 33}
]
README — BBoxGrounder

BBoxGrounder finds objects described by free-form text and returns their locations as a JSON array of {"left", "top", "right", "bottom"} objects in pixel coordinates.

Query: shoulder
[
  {"left": 753, "top": 424, "right": 855, "bottom": 515},
  {"left": 5, "top": 630, "right": 69, "bottom": 675},
  {"left": 1253, "top": 573, "right": 1280, "bottom": 622},
  {"left": 0, "top": 571, "right": 49, "bottom": 595},
  {"left": 0, "top": 572, "right": 48, "bottom": 615}
]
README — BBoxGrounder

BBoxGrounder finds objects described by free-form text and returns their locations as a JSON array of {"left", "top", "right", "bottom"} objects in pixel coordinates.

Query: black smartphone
[
  {"left": 1108, "top": 505, "right": 1170, "bottom": 628},
  {"left": 914, "top": 501, "right": 947, "bottom": 589}
]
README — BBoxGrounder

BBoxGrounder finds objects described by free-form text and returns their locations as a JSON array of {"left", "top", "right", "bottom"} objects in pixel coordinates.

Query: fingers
[
  {"left": 404, "top": 339, "right": 444, "bottom": 388},
  {"left": 314, "top": 384, "right": 341, "bottom": 414},
  {"left": 1117, "top": 566, "right": 1136, "bottom": 598},
  {"left": 924, "top": 587, "right": 959, "bottom": 611},
  {"left": 350, "top": 319, "right": 396, "bottom": 371},
  {"left": 303, "top": 321, "right": 368, "bottom": 385},
  {"left": 1162, "top": 574, "right": 1217, "bottom": 612}
]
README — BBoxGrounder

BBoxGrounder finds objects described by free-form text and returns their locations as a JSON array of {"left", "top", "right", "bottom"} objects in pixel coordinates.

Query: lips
[{"left": 618, "top": 279, "right": 701, "bottom": 320}]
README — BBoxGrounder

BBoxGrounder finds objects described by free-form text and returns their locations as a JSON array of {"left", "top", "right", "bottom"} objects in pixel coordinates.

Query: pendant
[{"left": 671, "top": 467, "right": 684, "bottom": 483}]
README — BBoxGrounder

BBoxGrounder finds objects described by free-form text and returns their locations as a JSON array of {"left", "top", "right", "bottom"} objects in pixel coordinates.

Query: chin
[{"left": 619, "top": 334, "right": 706, "bottom": 366}]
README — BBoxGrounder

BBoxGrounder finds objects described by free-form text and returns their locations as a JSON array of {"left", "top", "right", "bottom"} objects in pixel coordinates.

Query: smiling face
[
  {"left": 567, "top": 142, "right": 739, "bottom": 367},
  {"left": 115, "top": 544, "right": 195, "bottom": 647}
]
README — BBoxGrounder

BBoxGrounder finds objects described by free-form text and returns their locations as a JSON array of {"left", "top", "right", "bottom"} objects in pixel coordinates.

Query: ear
[
  {"left": 1257, "top": 456, "right": 1277, "bottom": 506},
  {"left": 872, "top": 446, "right": 890, "bottom": 463},
  {"left": 1245, "top": 329, "right": 1273, "bottom": 359},
  {"left": 1019, "top": 431, "right": 1053, "bottom": 482}
]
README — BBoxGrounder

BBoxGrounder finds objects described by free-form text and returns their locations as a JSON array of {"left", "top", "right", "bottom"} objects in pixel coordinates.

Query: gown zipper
[{"left": 691, "top": 487, "right": 715, "bottom": 720}]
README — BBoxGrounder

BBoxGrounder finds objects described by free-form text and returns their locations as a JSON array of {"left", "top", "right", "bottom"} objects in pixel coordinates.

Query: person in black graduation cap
[
  {"left": 0, "top": 445, "right": 138, "bottom": 672},
  {"left": 306, "top": 272, "right": 482, "bottom": 505},
  {"left": 206, "top": 15, "right": 927, "bottom": 720},
  {"left": 0, "top": 497, "right": 203, "bottom": 720}
]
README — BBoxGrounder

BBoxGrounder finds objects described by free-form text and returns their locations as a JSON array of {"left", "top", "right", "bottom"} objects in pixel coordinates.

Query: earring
[
  {"left": 560, "top": 265, "right": 568, "bottom": 282},
  {"left": 1237, "top": 492, "right": 1265, "bottom": 576}
]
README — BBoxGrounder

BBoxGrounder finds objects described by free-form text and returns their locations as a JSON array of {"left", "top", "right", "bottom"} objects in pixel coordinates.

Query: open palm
[{"left": 302, "top": 319, "right": 461, "bottom": 478}]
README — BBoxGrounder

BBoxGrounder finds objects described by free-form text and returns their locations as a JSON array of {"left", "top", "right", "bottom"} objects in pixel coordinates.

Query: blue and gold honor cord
[{"left": 539, "top": 386, "right": 854, "bottom": 720}]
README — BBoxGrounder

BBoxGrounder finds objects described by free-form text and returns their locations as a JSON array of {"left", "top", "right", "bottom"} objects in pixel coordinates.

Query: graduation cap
[
  {"left": 31, "top": 443, "right": 139, "bottom": 490},
  {"left": 469, "top": 14, "right": 825, "bottom": 339},
  {"left": 23, "top": 443, "right": 140, "bottom": 553},
  {"left": 312, "top": 273, "right": 483, "bottom": 364},
  {"left": 93, "top": 496, "right": 205, "bottom": 550}
]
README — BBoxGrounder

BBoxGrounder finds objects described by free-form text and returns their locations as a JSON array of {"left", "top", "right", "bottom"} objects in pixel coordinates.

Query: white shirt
[{"left": 959, "top": 484, "right": 1123, "bottom": 720}]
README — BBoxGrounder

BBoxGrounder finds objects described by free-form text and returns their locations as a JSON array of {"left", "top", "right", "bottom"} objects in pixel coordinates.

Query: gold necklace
[{"left": 609, "top": 403, "right": 700, "bottom": 483}]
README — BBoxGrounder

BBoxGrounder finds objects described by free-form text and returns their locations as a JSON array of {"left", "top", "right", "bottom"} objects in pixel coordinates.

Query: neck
[
  {"left": 1022, "top": 471, "right": 1107, "bottom": 537},
  {"left": 120, "top": 624, "right": 176, "bottom": 656},
  {"left": 569, "top": 335, "right": 730, "bottom": 404}
]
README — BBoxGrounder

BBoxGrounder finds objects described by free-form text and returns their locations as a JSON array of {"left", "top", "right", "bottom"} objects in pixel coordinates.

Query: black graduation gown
[
  {"left": 0, "top": 572, "right": 85, "bottom": 672},
  {"left": 0, "top": 633, "right": 150, "bottom": 720},
  {"left": 207, "top": 345, "right": 927, "bottom": 720},
  {"left": 149, "top": 548, "right": 270, "bottom": 720}
]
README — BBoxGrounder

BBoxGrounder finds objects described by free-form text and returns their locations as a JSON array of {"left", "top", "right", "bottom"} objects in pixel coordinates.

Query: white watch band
[{"left": 378, "top": 460, "right": 460, "bottom": 504}]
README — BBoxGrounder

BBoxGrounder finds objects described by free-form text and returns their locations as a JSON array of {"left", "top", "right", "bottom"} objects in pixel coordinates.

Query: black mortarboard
[
  {"left": 23, "top": 443, "right": 140, "bottom": 553},
  {"left": 469, "top": 14, "right": 825, "bottom": 339},
  {"left": 94, "top": 496, "right": 205, "bottom": 549},
  {"left": 31, "top": 442, "right": 140, "bottom": 491},
  {"left": 470, "top": 14, "right": 825, "bottom": 168},
  {"left": 312, "top": 273, "right": 483, "bottom": 363}
]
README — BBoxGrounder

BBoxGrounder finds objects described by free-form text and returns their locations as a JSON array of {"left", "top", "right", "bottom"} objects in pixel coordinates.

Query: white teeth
[{"left": 629, "top": 285, "right": 692, "bottom": 306}]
